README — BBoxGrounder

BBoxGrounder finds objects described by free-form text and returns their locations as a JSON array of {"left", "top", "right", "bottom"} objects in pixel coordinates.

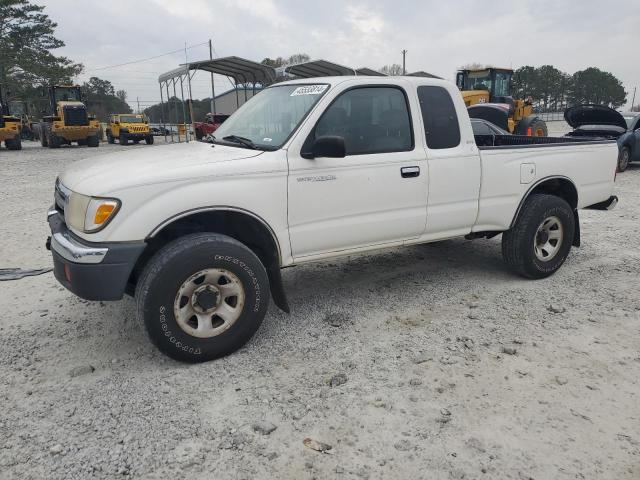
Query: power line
[{"left": 85, "top": 41, "right": 209, "bottom": 72}]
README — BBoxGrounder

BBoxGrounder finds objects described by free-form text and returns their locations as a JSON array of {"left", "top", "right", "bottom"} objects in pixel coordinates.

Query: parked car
[
  {"left": 47, "top": 76, "right": 618, "bottom": 362},
  {"left": 194, "top": 113, "right": 230, "bottom": 140},
  {"left": 471, "top": 118, "right": 511, "bottom": 136},
  {"left": 564, "top": 105, "right": 640, "bottom": 172}
]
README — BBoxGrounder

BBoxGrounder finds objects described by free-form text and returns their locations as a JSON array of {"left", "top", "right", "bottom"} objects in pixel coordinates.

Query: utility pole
[
  {"left": 136, "top": 96, "right": 140, "bottom": 113},
  {"left": 209, "top": 39, "right": 216, "bottom": 114},
  {"left": 401, "top": 49, "right": 407, "bottom": 75},
  {"left": 632, "top": 86, "right": 637, "bottom": 111}
]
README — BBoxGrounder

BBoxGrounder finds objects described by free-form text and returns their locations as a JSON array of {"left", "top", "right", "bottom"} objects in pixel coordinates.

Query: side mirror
[{"left": 302, "top": 135, "right": 346, "bottom": 159}]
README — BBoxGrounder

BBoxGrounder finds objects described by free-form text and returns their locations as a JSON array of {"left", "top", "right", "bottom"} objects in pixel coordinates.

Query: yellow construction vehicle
[
  {"left": 106, "top": 113, "right": 154, "bottom": 145},
  {"left": 0, "top": 86, "right": 22, "bottom": 150},
  {"left": 456, "top": 67, "right": 548, "bottom": 136},
  {"left": 40, "top": 85, "right": 100, "bottom": 148}
]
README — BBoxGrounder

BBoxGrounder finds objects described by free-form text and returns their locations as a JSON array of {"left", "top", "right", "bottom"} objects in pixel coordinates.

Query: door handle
[{"left": 401, "top": 166, "right": 420, "bottom": 178}]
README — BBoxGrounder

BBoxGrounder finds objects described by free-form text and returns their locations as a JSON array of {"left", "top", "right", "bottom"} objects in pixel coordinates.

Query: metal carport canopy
[
  {"left": 285, "top": 59, "right": 356, "bottom": 78},
  {"left": 158, "top": 56, "right": 276, "bottom": 85},
  {"left": 356, "top": 67, "right": 386, "bottom": 76}
]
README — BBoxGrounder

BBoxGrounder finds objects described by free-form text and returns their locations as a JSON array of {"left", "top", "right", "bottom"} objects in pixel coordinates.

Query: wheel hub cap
[
  {"left": 174, "top": 268, "right": 246, "bottom": 338},
  {"left": 534, "top": 216, "right": 564, "bottom": 262}
]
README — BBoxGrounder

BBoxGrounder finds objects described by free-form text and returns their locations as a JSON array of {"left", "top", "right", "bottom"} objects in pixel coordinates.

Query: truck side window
[
  {"left": 314, "top": 87, "right": 413, "bottom": 155},
  {"left": 417, "top": 86, "right": 461, "bottom": 149}
]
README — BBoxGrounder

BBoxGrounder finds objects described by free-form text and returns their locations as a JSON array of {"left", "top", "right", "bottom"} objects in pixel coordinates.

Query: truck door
[
  {"left": 287, "top": 85, "right": 428, "bottom": 259},
  {"left": 416, "top": 85, "right": 481, "bottom": 237}
]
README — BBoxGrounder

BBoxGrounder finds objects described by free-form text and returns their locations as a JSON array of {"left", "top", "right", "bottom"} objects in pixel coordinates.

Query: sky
[{"left": 40, "top": 0, "right": 640, "bottom": 110}]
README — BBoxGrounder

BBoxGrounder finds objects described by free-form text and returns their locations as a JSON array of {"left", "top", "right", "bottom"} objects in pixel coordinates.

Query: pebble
[
  {"left": 548, "top": 304, "right": 566, "bottom": 314},
  {"left": 502, "top": 347, "right": 517, "bottom": 355},
  {"left": 252, "top": 421, "right": 277, "bottom": 436},
  {"left": 49, "top": 444, "right": 63, "bottom": 455},
  {"left": 69, "top": 365, "right": 95, "bottom": 377},
  {"left": 555, "top": 376, "right": 569, "bottom": 386},
  {"left": 329, "top": 373, "right": 348, "bottom": 387},
  {"left": 409, "top": 378, "right": 422, "bottom": 386}
]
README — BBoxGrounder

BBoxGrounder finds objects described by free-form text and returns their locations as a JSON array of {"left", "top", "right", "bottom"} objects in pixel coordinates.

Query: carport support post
[
  {"left": 166, "top": 82, "right": 173, "bottom": 143},
  {"left": 187, "top": 71, "right": 196, "bottom": 142},
  {"left": 179, "top": 76, "right": 189, "bottom": 143},
  {"left": 159, "top": 84, "right": 167, "bottom": 142},
  {"left": 172, "top": 79, "right": 180, "bottom": 142},
  {"left": 209, "top": 39, "right": 216, "bottom": 114}
]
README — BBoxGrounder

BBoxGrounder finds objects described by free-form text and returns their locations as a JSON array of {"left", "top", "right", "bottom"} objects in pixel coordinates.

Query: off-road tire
[
  {"left": 5, "top": 136, "right": 22, "bottom": 150},
  {"left": 119, "top": 133, "right": 128, "bottom": 146},
  {"left": 618, "top": 146, "right": 630, "bottom": 172},
  {"left": 40, "top": 124, "right": 49, "bottom": 147},
  {"left": 530, "top": 118, "right": 548, "bottom": 137},
  {"left": 107, "top": 132, "right": 115, "bottom": 144},
  {"left": 502, "top": 194, "right": 574, "bottom": 279},
  {"left": 87, "top": 134, "right": 99, "bottom": 147},
  {"left": 77, "top": 139, "right": 87, "bottom": 146},
  {"left": 195, "top": 129, "right": 203, "bottom": 141},
  {"left": 136, "top": 233, "right": 270, "bottom": 362},
  {"left": 145, "top": 135, "right": 154, "bottom": 145},
  {"left": 48, "top": 132, "right": 61, "bottom": 148}
]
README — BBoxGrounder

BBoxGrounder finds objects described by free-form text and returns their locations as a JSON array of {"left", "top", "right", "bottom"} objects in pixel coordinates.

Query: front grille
[{"left": 63, "top": 106, "right": 89, "bottom": 126}]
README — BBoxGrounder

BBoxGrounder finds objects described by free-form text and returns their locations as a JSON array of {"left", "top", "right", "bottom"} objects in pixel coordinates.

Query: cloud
[{"left": 39, "top": 0, "right": 640, "bottom": 106}]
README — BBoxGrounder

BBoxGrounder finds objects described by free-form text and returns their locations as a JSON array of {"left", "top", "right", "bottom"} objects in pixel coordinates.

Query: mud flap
[
  {"left": 573, "top": 210, "right": 581, "bottom": 247},
  {"left": 268, "top": 262, "right": 290, "bottom": 313}
]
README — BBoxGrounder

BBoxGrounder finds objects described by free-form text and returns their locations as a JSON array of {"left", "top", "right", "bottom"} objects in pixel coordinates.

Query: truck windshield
[
  {"left": 119, "top": 115, "right": 145, "bottom": 123},
  {"left": 213, "top": 84, "right": 329, "bottom": 150}
]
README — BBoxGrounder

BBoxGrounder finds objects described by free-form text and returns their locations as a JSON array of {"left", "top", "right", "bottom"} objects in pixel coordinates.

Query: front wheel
[
  {"left": 5, "top": 136, "right": 22, "bottom": 150},
  {"left": 119, "top": 133, "right": 128, "bottom": 145},
  {"left": 502, "top": 194, "right": 575, "bottom": 279},
  {"left": 145, "top": 135, "right": 154, "bottom": 145},
  {"left": 136, "top": 233, "right": 270, "bottom": 362},
  {"left": 618, "top": 146, "right": 630, "bottom": 172}
]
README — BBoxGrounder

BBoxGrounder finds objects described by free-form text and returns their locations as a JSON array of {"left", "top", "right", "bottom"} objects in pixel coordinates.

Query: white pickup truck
[{"left": 47, "top": 76, "right": 619, "bottom": 362}]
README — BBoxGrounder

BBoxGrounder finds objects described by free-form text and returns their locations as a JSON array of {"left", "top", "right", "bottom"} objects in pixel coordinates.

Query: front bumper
[
  {"left": 585, "top": 195, "right": 618, "bottom": 211},
  {"left": 47, "top": 209, "right": 145, "bottom": 301}
]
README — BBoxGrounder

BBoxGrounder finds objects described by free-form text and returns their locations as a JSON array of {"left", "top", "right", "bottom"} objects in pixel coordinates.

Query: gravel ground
[{"left": 1, "top": 130, "right": 639, "bottom": 479}]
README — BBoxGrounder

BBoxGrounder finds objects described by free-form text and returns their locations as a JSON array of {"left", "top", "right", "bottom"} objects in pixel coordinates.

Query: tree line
[
  {"left": 512, "top": 65, "right": 626, "bottom": 111},
  {"left": 0, "top": 0, "right": 130, "bottom": 121}
]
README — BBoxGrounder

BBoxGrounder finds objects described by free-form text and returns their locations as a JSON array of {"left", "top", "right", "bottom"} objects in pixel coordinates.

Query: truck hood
[
  {"left": 60, "top": 142, "right": 264, "bottom": 196},
  {"left": 564, "top": 104, "right": 627, "bottom": 130}
]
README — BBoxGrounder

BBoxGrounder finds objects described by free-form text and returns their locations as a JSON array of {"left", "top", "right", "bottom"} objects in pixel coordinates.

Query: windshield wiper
[{"left": 222, "top": 135, "right": 258, "bottom": 149}]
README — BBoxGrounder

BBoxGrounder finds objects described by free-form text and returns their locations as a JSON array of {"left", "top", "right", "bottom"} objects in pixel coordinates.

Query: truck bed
[{"left": 475, "top": 134, "right": 616, "bottom": 149}]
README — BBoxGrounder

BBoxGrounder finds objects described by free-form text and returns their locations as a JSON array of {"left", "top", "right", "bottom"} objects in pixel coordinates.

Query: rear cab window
[{"left": 417, "top": 86, "right": 461, "bottom": 149}]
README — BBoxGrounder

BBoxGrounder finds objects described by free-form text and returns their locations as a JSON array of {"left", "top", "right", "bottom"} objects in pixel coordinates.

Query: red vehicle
[{"left": 194, "top": 113, "right": 230, "bottom": 140}]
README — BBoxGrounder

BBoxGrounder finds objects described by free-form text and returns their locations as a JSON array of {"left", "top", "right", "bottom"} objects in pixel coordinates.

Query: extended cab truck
[
  {"left": 106, "top": 114, "right": 154, "bottom": 145},
  {"left": 46, "top": 76, "right": 619, "bottom": 362}
]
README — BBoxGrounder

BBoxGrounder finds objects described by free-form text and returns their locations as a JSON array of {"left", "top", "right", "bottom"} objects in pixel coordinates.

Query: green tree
[
  {"left": 379, "top": 64, "right": 403, "bottom": 75},
  {"left": 569, "top": 67, "right": 626, "bottom": 108},
  {"left": 0, "top": 0, "right": 82, "bottom": 88},
  {"left": 82, "top": 77, "right": 131, "bottom": 121}
]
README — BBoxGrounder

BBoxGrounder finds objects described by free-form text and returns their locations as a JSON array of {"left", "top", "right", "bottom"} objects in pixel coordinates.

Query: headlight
[{"left": 65, "top": 192, "right": 120, "bottom": 233}]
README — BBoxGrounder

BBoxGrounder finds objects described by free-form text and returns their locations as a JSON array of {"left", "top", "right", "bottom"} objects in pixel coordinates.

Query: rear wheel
[
  {"left": 87, "top": 134, "right": 99, "bottom": 147},
  {"left": 618, "top": 146, "right": 630, "bottom": 172},
  {"left": 119, "top": 133, "right": 128, "bottom": 146},
  {"left": 136, "top": 233, "right": 270, "bottom": 362},
  {"left": 145, "top": 135, "right": 154, "bottom": 145},
  {"left": 502, "top": 194, "right": 574, "bottom": 279},
  {"left": 195, "top": 129, "right": 203, "bottom": 140},
  {"left": 40, "top": 124, "right": 49, "bottom": 147},
  {"left": 5, "top": 136, "right": 22, "bottom": 150},
  {"left": 107, "top": 131, "right": 115, "bottom": 144}
]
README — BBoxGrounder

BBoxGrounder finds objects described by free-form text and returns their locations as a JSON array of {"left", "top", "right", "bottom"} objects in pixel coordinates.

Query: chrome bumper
[{"left": 47, "top": 209, "right": 107, "bottom": 264}]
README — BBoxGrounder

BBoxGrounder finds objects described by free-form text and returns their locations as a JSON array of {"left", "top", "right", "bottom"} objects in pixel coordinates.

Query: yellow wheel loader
[
  {"left": 0, "top": 86, "right": 22, "bottom": 150},
  {"left": 40, "top": 85, "right": 100, "bottom": 148},
  {"left": 456, "top": 67, "right": 548, "bottom": 136}
]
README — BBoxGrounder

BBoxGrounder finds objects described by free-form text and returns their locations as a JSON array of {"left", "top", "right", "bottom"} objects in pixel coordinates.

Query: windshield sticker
[
  {"left": 290, "top": 85, "right": 328, "bottom": 96},
  {"left": 262, "top": 137, "right": 273, "bottom": 142}
]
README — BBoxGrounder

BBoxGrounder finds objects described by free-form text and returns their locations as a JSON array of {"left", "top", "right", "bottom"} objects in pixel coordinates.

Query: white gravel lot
[{"left": 0, "top": 129, "right": 639, "bottom": 479}]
